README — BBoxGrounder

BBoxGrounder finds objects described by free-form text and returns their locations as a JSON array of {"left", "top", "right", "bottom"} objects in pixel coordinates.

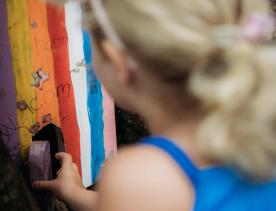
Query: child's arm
[
  {"left": 64, "top": 188, "right": 98, "bottom": 211},
  {"left": 34, "top": 147, "right": 193, "bottom": 211},
  {"left": 33, "top": 152, "right": 98, "bottom": 211}
]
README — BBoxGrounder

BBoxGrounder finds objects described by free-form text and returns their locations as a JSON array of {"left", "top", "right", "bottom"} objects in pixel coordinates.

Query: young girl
[{"left": 34, "top": 0, "right": 276, "bottom": 210}]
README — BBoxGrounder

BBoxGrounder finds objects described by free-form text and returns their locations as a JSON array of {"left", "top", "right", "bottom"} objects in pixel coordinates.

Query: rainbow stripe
[
  {"left": 27, "top": 0, "right": 61, "bottom": 129},
  {"left": 7, "top": 0, "right": 36, "bottom": 160},
  {"left": 0, "top": 0, "right": 20, "bottom": 164},
  {"left": 47, "top": 4, "right": 82, "bottom": 176},
  {"left": 0, "top": 0, "right": 117, "bottom": 187},
  {"left": 83, "top": 31, "right": 105, "bottom": 183},
  {"left": 65, "top": 2, "right": 92, "bottom": 186},
  {"left": 102, "top": 87, "right": 117, "bottom": 160}
]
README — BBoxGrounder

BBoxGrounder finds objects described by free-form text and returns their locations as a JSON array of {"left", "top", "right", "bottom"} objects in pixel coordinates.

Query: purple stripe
[{"left": 0, "top": 0, "right": 20, "bottom": 164}]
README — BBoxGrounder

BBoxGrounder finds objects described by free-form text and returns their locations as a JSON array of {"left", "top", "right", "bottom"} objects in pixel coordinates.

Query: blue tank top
[{"left": 140, "top": 136, "right": 276, "bottom": 211}]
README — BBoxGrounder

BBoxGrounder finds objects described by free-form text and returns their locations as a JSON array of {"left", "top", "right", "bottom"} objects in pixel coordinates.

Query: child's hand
[{"left": 32, "top": 152, "right": 85, "bottom": 203}]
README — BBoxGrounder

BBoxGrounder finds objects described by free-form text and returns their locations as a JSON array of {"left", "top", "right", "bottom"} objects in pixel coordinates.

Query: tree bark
[{"left": 0, "top": 132, "right": 40, "bottom": 211}]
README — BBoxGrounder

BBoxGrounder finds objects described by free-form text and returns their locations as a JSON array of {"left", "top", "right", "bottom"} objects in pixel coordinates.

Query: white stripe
[{"left": 65, "top": 1, "right": 92, "bottom": 187}]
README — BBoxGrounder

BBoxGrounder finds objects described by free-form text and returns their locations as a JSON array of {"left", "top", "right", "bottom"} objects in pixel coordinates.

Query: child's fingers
[
  {"left": 56, "top": 169, "right": 61, "bottom": 175},
  {"left": 32, "top": 180, "right": 55, "bottom": 191},
  {"left": 72, "top": 163, "right": 78, "bottom": 171},
  {"left": 55, "top": 152, "right": 72, "bottom": 161},
  {"left": 55, "top": 152, "right": 73, "bottom": 168}
]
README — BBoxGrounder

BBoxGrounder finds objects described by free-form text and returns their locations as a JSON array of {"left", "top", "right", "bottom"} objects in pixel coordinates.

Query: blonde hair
[{"left": 66, "top": 0, "right": 276, "bottom": 180}]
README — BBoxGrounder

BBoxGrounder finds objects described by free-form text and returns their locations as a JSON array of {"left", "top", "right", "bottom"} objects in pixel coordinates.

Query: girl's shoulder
[
  {"left": 98, "top": 145, "right": 194, "bottom": 211},
  {"left": 99, "top": 141, "right": 276, "bottom": 211}
]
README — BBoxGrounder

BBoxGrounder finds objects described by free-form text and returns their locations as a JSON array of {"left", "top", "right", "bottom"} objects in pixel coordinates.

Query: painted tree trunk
[{"left": 0, "top": 133, "right": 40, "bottom": 211}]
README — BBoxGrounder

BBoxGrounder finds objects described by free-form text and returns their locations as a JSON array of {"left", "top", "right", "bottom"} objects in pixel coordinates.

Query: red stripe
[{"left": 47, "top": 4, "right": 82, "bottom": 175}]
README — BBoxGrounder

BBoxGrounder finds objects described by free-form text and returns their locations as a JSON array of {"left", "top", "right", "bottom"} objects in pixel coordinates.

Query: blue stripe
[{"left": 83, "top": 31, "right": 105, "bottom": 183}]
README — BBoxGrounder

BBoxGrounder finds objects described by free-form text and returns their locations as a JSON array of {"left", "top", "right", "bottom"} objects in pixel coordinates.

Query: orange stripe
[
  {"left": 27, "top": 0, "right": 61, "bottom": 128},
  {"left": 47, "top": 4, "right": 82, "bottom": 174}
]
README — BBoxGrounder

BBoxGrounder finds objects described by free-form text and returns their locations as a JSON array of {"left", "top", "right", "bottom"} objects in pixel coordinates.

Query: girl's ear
[{"left": 101, "top": 39, "right": 137, "bottom": 85}]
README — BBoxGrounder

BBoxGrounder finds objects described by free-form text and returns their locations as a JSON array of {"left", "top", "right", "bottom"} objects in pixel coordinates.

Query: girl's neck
[{"left": 139, "top": 103, "right": 212, "bottom": 168}]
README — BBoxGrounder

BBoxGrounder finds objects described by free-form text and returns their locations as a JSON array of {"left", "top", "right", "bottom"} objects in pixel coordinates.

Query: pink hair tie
[{"left": 242, "top": 13, "right": 275, "bottom": 43}]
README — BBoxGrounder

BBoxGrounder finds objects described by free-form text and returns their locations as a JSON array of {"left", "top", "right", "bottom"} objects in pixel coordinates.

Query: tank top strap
[{"left": 139, "top": 136, "right": 199, "bottom": 187}]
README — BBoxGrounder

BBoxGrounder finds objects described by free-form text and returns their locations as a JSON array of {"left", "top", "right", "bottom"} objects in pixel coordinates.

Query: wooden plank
[
  {"left": 0, "top": 0, "right": 20, "bottom": 164},
  {"left": 83, "top": 31, "right": 105, "bottom": 183},
  {"left": 27, "top": 0, "right": 61, "bottom": 129},
  {"left": 102, "top": 87, "right": 117, "bottom": 160},
  {"left": 7, "top": 0, "right": 36, "bottom": 159},
  {"left": 47, "top": 4, "right": 82, "bottom": 174},
  {"left": 65, "top": 1, "right": 92, "bottom": 187}
]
